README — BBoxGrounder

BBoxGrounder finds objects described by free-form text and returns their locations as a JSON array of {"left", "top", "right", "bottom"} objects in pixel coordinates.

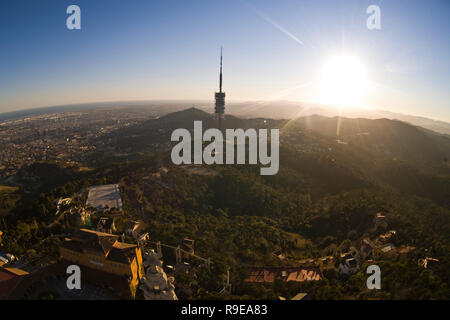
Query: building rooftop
[
  {"left": 291, "top": 293, "right": 308, "bottom": 300},
  {"left": 244, "top": 266, "right": 322, "bottom": 283},
  {"left": 86, "top": 184, "right": 122, "bottom": 211},
  {"left": 381, "top": 243, "right": 396, "bottom": 253},
  {"left": 0, "top": 267, "right": 29, "bottom": 300},
  {"left": 61, "top": 229, "right": 137, "bottom": 264}
]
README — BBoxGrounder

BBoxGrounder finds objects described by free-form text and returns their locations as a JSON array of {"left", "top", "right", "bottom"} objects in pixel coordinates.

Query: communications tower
[{"left": 214, "top": 48, "right": 225, "bottom": 131}]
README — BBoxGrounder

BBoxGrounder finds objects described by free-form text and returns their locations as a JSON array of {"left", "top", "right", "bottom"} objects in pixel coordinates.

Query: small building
[
  {"left": 381, "top": 243, "right": 396, "bottom": 253},
  {"left": 340, "top": 252, "right": 353, "bottom": 261},
  {"left": 97, "top": 217, "right": 116, "bottom": 234},
  {"left": 179, "top": 238, "right": 194, "bottom": 259},
  {"left": 244, "top": 266, "right": 322, "bottom": 283},
  {"left": 338, "top": 253, "right": 359, "bottom": 276},
  {"left": 319, "top": 256, "right": 334, "bottom": 268},
  {"left": 358, "top": 239, "right": 376, "bottom": 261},
  {"left": 56, "top": 198, "right": 72, "bottom": 213},
  {"left": 374, "top": 213, "right": 388, "bottom": 229},
  {"left": 126, "top": 220, "right": 148, "bottom": 240},
  {"left": 272, "top": 250, "right": 286, "bottom": 260},
  {"left": 377, "top": 230, "right": 397, "bottom": 244},
  {"left": 420, "top": 257, "right": 440, "bottom": 269},
  {"left": 0, "top": 253, "right": 15, "bottom": 264}
]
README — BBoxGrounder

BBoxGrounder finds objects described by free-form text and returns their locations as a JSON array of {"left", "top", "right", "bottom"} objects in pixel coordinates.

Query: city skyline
[{"left": 1, "top": 0, "right": 449, "bottom": 121}]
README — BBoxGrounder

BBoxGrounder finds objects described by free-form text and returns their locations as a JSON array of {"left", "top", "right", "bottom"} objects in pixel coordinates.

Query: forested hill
[{"left": 283, "top": 115, "right": 450, "bottom": 169}]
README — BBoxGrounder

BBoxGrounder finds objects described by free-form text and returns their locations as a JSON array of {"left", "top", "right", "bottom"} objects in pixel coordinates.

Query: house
[
  {"left": 56, "top": 198, "right": 72, "bottom": 213},
  {"left": 358, "top": 239, "right": 376, "bottom": 261},
  {"left": 179, "top": 238, "right": 194, "bottom": 259},
  {"left": 338, "top": 253, "right": 359, "bottom": 275},
  {"left": 97, "top": 217, "right": 116, "bottom": 234},
  {"left": 319, "top": 256, "right": 334, "bottom": 268},
  {"left": 126, "top": 220, "right": 148, "bottom": 240},
  {"left": 244, "top": 266, "right": 322, "bottom": 283},
  {"left": 0, "top": 267, "right": 29, "bottom": 300},
  {"left": 419, "top": 257, "right": 440, "bottom": 269},
  {"left": 59, "top": 229, "right": 144, "bottom": 298},
  {"left": 377, "top": 230, "right": 397, "bottom": 244},
  {"left": 374, "top": 213, "right": 388, "bottom": 229},
  {"left": 381, "top": 243, "right": 396, "bottom": 253},
  {"left": 348, "top": 246, "right": 363, "bottom": 264},
  {"left": 0, "top": 253, "right": 16, "bottom": 264},
  {"left": 272, "top": 250, "right": 286, "bottom": 260}
]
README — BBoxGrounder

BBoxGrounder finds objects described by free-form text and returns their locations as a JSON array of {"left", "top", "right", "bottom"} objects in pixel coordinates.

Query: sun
[{"left": 318, "top": 54, "right": 369, "bottom": 107}]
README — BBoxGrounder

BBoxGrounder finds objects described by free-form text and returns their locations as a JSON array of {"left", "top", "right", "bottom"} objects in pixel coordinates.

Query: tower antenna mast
[{"left": 219, "top": 47, "right": 223, "bottom": 93}]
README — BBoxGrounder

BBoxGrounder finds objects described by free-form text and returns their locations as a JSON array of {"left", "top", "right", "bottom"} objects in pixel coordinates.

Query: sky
[{"left": 0, "top": 0, "right": 449, "bottom": 121}]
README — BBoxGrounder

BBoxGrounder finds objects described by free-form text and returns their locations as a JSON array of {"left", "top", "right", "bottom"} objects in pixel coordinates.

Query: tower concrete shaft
[{"left": 215, "top": 48, "right": 225, "bottom": 131}]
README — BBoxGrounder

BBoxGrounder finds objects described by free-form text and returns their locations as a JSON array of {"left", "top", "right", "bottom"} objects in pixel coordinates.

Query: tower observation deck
[{"left": 215, "top": 48, "right": 225, "bottom": 131}]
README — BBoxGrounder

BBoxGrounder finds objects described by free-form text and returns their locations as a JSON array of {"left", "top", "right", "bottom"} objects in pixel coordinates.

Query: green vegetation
[{"left": 0, "top": 185, "right": 20, "bottom": 216}]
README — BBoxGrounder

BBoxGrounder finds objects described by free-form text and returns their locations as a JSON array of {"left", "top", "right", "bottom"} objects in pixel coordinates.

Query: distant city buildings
[{"left": 0, "top": 109, "right": 149, "bottom": 180}]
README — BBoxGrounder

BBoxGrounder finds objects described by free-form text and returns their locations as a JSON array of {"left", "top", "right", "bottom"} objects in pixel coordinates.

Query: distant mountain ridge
[
  {"left": 222, "top": 101, "right": 450, "bottom": 136},
  {"left": 1, "top": 100, "right": 449, "bottom": 135},
  {"left": 108, "top": 107, "right": 449, "bottom": 175}
]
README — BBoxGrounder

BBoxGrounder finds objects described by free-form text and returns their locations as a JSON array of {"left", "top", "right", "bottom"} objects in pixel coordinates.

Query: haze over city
[{"left": 1, "top": 0, "right": 449, "bottom": 121}]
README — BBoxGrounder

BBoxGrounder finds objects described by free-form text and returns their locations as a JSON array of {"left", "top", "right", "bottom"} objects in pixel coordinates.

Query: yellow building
[{"left": 60, "top": 229, "right": 144, "bottom": 297}]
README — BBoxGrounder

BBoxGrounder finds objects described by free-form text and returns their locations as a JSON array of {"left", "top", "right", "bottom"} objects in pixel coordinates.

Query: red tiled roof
[{"left": 0, "top": 268, "right": 26, "bottom": 300}]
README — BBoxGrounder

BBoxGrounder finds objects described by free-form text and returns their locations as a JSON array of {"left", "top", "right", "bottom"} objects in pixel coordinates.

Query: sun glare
[{"left": 318, "top": 55, "right": 369, "bottom": 107}]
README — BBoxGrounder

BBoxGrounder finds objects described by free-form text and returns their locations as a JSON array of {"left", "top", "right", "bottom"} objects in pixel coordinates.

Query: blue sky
[{"left": 0, "top": 0, "right": 449, "bottom": 121}]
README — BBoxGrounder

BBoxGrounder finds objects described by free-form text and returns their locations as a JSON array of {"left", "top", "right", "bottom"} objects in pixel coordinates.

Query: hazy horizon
[{"left": 1, "top": 99, "right": 450, "bottom": 127}]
